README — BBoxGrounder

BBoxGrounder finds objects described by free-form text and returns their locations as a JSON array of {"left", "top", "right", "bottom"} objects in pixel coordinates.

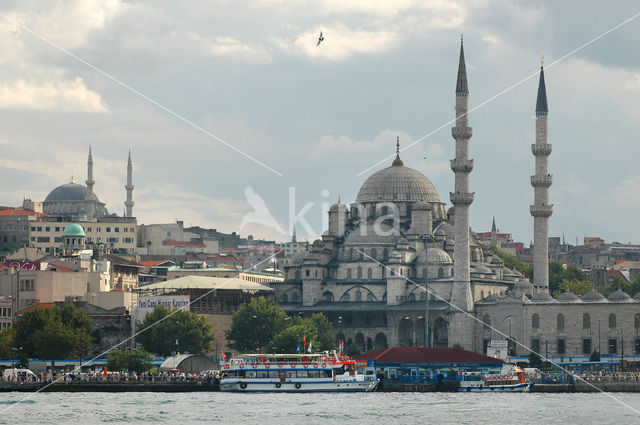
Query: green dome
[{"left": 62, "top": 223, "right": 86, "bottom": 237}]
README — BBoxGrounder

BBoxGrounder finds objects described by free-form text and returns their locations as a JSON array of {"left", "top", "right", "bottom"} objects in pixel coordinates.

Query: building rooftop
[{"left": 138, "top": 275, "right": 274, "bottom": 293}]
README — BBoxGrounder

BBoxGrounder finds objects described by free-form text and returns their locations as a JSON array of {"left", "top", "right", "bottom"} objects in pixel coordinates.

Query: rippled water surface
[{"left": 1, "top": 392, "right": 639, "bottom": 424}]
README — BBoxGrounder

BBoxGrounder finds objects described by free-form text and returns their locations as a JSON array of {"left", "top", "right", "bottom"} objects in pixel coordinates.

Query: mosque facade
[{"left": 272, "top": 40, "right": 640, "bottom": 360}]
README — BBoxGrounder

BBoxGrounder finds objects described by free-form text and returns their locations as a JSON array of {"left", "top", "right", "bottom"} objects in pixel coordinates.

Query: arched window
[
  {"left": 532, "top": 313, "right": 539, "bottom": 329},
  {"left": 609, "top": 313, "right": 616, "bottom": 329},
  {"left": 419, "top": 292, "right": 426, "bottom": 301},
  {"left": 583, "top": 313, "right": 591, "bottom": 329},
  {"left": 349, "top": 249, "right": 354, "bottom": 260},
  {"left": 382, "top": 206, "right": 389, "bottom": 216},
  {"left": 371, "top": 248, "right": 377, "bottom": 260},
  {"left": 295, "top": 270, "right": 300, "bottom": 280},
  {"left": 438, "top": 268, "right": 444, "bottom": 278},
  {"left": 355, "top": 290, "right": 362, "bottom": 302},
  {"left": 367, "top": 292, "right": 375, "bottom": 302},
  {"left": 357, "top": 267, "right": 362, "bottom": 279},
  {"left": 635, "top": 313, "right": 640, "bottom": 330},
  {"left": 322, "top": 291, "right": 334, "bottom": 302},
  {"left": 292, "top": 292, "right": 300, "bottom": 302},
  {"left": 383, "top": 248, "right": 388, "bottom": 260},
  {"left": 281, "top": 294, "right": 288, "bottom": 303},
  {"left": 557, "top": 313, "right": 565, "bottom": 332},
  {"left": 367, "top": 268, "right": 372, "bottom": 279},
  {"left": 483, "top": 315, "right": 491, "bottom": 330},
  {"left": 347, "top": 268, "right": 352, "bottom": 279},
  {"left": 408, "top": 293, "right": 416, "bottom": 302},
  {"left": 342, "top": 293, "right": 351, "bottom": 302}
]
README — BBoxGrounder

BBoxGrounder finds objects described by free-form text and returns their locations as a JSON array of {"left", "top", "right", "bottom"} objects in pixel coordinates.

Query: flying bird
[{"left": 316, "top": 31, "right": 324, "bottom": 46}]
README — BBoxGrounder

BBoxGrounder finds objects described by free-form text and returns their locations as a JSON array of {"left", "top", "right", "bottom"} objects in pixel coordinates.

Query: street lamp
[
  {"left": 175, "top": 321, "right": 180, "bottom": 354},
  {"left": 598, "top": 319, "right": 602, "bottom": 357}
]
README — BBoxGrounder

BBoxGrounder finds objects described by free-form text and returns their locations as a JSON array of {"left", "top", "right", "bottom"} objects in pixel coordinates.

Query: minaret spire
[
  {"left": 530, "top": 61, "right": 553, "bottom": 291},
  {"left": 449, "top": 36, "right": 474, "bottom": 349},
  {"left": 124, "top": 149, "right": 135, "bottom": 217},
  {"left": 392, "top": 136, "right": 404, "bottom": 166},
  {"left": 491, "top": 216, "right": 497, "bottom": 233}
]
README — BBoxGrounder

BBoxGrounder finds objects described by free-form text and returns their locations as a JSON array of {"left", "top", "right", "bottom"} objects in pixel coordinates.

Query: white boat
[
  {"left": 219, "top": 352, "right": 378, "bottom": 392},
  {"left": 458, "top": 365, "right": 532, "bottom": 392}
]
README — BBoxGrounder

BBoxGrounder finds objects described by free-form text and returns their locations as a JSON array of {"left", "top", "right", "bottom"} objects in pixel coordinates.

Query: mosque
[{"left": 273, "top": 40, "right": 640, "bottom": 360}]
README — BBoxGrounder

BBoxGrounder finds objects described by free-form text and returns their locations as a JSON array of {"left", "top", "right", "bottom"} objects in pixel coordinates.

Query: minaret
[
  {"left": 449, "top": 36, "right": 474, "bottom": 313},
  {"left": 530, "top": 59, "right": 552, "bottom": 291},
  {"left": 124, "top": 150, "right": 135, "bottom": 217},
  {"left": 86, "top": 147, "right": 95, "bottom": 197}
]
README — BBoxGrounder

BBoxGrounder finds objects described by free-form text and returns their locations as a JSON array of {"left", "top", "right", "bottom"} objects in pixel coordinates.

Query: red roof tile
[
  {"left": 139, "top": 260, "right": 173, "bottom": 268},
  {"left": 0, "top": 208, "right": 46, "bottom": 216},
  {"left": 356, "top": 347, "right": 504, "bottom": 364},
  {"left": 16, "top": 303, "right": 55, "bottom": 315}
]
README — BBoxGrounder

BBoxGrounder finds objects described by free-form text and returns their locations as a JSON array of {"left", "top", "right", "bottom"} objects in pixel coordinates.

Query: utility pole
[{"left": 424, "top": 236, "right": 430, "bottom": 348}]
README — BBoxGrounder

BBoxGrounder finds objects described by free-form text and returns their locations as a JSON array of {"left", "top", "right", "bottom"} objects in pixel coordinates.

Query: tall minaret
[
  {"left": 86, "top": 147, "right": 95, "bottom": 219},
  {"left": 449, "top": 36, "right": 474, "bottom": 314},
  {"left": 124, "top": 150, "right": 135, "bottom": 217},
  {"left": 86, "top": 146, "right": 95, "bottom": 197},
  {"left": 530, "top": 59, "right": 552, "bottom": 291}
]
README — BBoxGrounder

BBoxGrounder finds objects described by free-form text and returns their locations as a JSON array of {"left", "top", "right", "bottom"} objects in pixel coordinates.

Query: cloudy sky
[{"left": 0, "top": 0, "right": 639, "bottom": 244}]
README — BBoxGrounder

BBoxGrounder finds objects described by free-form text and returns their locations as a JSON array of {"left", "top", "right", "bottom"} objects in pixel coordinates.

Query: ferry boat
[
  {"left": 219, "top": 352, "right": 378, "bottom": 392},
  {"left": 458, "top": 365, "right": 531, "bottom": 392}
]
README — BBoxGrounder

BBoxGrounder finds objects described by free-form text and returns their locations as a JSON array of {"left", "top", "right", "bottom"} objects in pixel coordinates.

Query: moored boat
[
  {"left": 219, "top": 352, "right": 378, "bottom": 392},
  {"left": 458, "top": 365, "right": 531, "bottom": 392}
]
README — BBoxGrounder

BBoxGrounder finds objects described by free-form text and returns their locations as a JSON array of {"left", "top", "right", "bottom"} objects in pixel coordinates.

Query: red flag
[
  {"left": 222, "top": 353, "right": 227, "bottom": 360},
  {"left": 303, "top": 334, "right": 307, "bottom": 347},
  {"left": 103, "top": 367, "right": 108, "bottom": 377}
]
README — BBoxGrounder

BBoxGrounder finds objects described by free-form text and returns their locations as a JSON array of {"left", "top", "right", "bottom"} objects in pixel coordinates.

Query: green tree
[
  {"left": 137, "top": 306, "right": 214, "bottom": 357},
  {"left": 590, "top": 351, "right": 601, "bottom": 362},
  {"left": 549, "top": 260, "right": 588, "bottom": 295},
  {"left": 0, "top": 327, "right": 14, "bottom": 359},
  {"left": 553, "top": 278, "right": 593, "bottom": 297},
  {"left": 270, "top": 323, "right": 317, "bottom": 353},
  {"left": 489, "top": 245, "right": 532, "bottom": 279},
  {"left": 107, "top": 348, "right": 153, "bottom": 372},
  {"left": 309, "top": 313, "right": 335, "bottom": 351},
  {"left": 529, "top": 351, "right": 543, "bottom": 368},
  {"left": 345, "top": 341, "right": 361, "bottom": 357},
  {"left": 13, "top": 303, "right": 91, "bottom": 372},
  {"left": 225, "top": 297, "right": 286, "bottom": 352}
]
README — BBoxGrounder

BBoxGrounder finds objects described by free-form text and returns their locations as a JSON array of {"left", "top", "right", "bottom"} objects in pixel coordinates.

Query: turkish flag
[{"left": 103, "top": 367, "right": 108, "bottom": 377}]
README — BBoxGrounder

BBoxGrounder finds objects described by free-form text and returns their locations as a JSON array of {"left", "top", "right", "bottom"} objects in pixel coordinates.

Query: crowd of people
[{"left": 1, "top": 369, "right": 222, "bottom": 386}]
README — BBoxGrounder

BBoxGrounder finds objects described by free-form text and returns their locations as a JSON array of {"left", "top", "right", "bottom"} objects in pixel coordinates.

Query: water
[{"left": 0, "top": 392, "right": 639, "bottom": 424}]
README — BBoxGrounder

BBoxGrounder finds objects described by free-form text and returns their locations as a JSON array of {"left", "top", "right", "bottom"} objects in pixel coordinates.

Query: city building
[{"left": 0, "top": 296, "right": 12, "bottom": 330}]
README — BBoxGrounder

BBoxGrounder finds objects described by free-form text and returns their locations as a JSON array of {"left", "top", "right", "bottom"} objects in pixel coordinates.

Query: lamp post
[
  {"left": 423, "top": 236, "right": 431, "bottom": 348},
  {"left": 598, "top": 319, "right": 601, "bottom": 357},
  {"left": 175, "top": 321, "right": 180, "bottom": 354},
  {"left": 620, "top": 330, "right": 624, "bottom": 370}
]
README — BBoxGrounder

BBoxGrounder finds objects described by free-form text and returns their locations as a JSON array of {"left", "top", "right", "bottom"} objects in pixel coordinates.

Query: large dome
[
  {"left": 356, "top": 158, "right": 440, "bottom": 204},
  {"left": 45, "top": 183, "right": 98, "bottom": 203}
]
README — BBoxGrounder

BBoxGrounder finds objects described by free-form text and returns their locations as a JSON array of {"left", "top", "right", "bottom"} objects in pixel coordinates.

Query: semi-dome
[
  {"left": 45, "top": 183, "right": 98, "bottom": 203},
  {"left": 607, "top": 289, "right": 631, "bottom": 303},
  {"left": 557, "top": 291, "right": 579, "bottom": 303},
  {"left": 356, "top": 157, "right": 440, "bottom": 204},
  {"left": 62, "top": 223, "right": 85, "bottom": 237},
  {"left": 344, "top": 223, "right": 401, "bottom": 245},
  {"left": 581, "top": 290, "right": 606, "bottom": 303}
]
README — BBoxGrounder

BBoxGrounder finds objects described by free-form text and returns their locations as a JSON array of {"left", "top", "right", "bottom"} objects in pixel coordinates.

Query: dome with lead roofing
[
  {"left": 607, "top": 290, "right": 631, "bottom": 303},
  {"left": 581, "top": 290, "right": 606, "bottom": 303}
]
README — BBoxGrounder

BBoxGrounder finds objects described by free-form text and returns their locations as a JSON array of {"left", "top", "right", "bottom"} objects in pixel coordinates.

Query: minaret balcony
[
  {"left": 531, "top": 144, "right": 552, "bottom": 155},
  {"left": 530, "top": 175, "right": 553, "bottom": 188},
  {"left": 450, "top": 159, "right": 474, "bottom": 173},
  {"left": 451, "top": 127, "right": 472, "bottom": 139},
  {"left": 450, "top": 191, "right": 474, "bottom": 206},
  {"left": 530, "top": 204, "right": 553, "bottom": 217}
]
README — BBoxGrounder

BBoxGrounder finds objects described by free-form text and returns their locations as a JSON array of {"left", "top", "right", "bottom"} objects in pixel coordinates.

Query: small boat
[
  {"left": 458, "top": 365, "right": 531, "bottom": 392},
  {"left": 219, "top": 352, "right": 378, "bottom": 392}
]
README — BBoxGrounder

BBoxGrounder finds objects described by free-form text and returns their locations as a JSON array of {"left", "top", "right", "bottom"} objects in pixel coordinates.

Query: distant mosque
[{"left": 27, "top": 147, "right": 135, "bottom": 220}]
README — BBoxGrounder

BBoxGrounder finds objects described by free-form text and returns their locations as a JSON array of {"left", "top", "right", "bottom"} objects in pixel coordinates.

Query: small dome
[
  {"left": 427, "top": 248, "right": 452, "bottom": 264},
  {"left": 490, "top": 255, "right": 502, "bottom": 264},
  {"left": 482, "top": 294, "right": 499, "bottom": 303},
  {"left": 607, "top": 290, "right": 631, "bottom": 303},
  {"left": 557, "top": 291, "right": 579, "bottom": 303},
  {"left": 581, "top": 290, "right": 606, "bottom": 303},
  {"left": 473, "top": 264, "right": 492, "bottom": 274},
  {"left": 329, "top": 202, "right": 347, "bottom": 212},
  {"left": 531, "top": 291, "right": 556, "bottom": 303},
  {"left": 515, "top": 280, "right": 533, "bottom": 290},
  {"left": 62, "top": 223, "right": 86, "bottom": 237},
  {"left": 503, "top": 267, "right": 516, "bottom": 276},
  {"left": 513, "top": 269, "right": 524, "bottom": 277}
]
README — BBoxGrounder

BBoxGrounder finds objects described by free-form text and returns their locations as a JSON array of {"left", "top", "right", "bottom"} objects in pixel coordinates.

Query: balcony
[
  {"left": 530, "top": 204, "right": 554, "bottom": 217},
  {"left": 530, "top": 174, "right": 553, "bottom": 188},
  {"left": 531, "top": 144, "right": 552, "bottom": 156},
  {"left": 450, "top": 159, "right": 474, "bottom": 173},
  {"left": 449, "top": 191, "right": 475, "bottom": 206},
  {"left": 451, "top": 126, "right": 472, "bottom": 139}
]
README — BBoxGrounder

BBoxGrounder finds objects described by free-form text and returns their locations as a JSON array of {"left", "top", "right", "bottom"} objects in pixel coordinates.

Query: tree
[
  {"left": 137, "top": 306, "right": 214, "bottom": 357},
  {"left": 345, "top": 341, "right": 361, "bottom": 357},
  {"left": 270, "top": 324, "right": 317, "bottom": 353},
  {"left": 13, "top": 303, "right": 91, "bottom": 372},
  {"left": 553, "top": 278, "right": 593, "bottom": 297},
  {"left": 489, "top": 245, "right": 533, "bottom": 279},
  {"left": 529, "top": 351, "right": 543, "bottom": 368},
  {"left": 590, "top": 351, "right": 601, "bottom": 362},
  {"left": 107, "top": 348, "right": 153, "bottom": 372},
  {"left": 225, "top": 297, "right": 287, "bottom": 352},
  {"left": 309, "top": 313, "right": 335, "bottom": 351},
  {"left": 549, "top": 260, "right": 588, "bottom": 295},
  {"left": 0, "top": 327, "right": 14, "bottom": 359}
]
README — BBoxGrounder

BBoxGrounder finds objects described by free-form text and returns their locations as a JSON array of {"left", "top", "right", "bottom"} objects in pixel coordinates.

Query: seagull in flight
[{"left": 316, "top": 31, "right": 324, "bottom": 46}]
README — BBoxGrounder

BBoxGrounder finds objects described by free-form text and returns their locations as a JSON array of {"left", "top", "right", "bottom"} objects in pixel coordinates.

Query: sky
[{"left": 0, "top": 0, "right": 639, "bottom": 244}]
